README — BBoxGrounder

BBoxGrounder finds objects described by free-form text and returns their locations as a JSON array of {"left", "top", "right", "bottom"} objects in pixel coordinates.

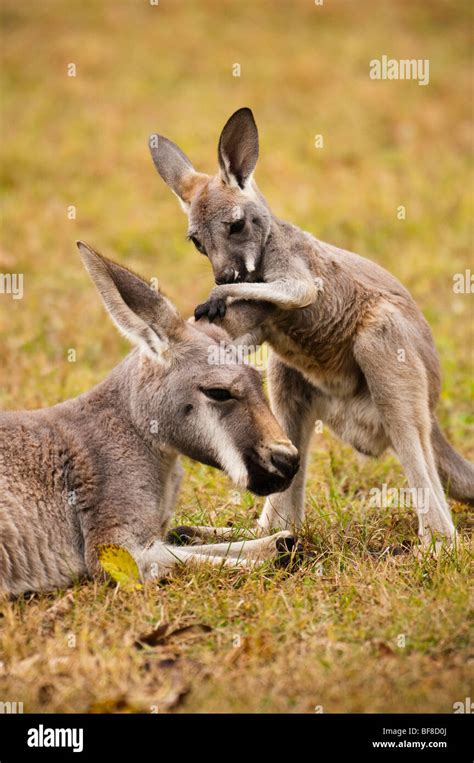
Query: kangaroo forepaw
[
  {"left": 194, "top": 296, "right": 227, "bottom": 322},
  {"left": 274, "top": 535, "right": 305, "bottom": 569},
  {"left": 165, "top": 525, "right": 199, "bottom": 545},
  {"left": 387, "top": 539, "right": 414, "bottom": 556}
]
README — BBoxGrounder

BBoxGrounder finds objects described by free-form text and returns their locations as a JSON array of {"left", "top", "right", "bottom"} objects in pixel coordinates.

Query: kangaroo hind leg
[{"left": 354, "top": 322, "right": 456, "bottom": 544}]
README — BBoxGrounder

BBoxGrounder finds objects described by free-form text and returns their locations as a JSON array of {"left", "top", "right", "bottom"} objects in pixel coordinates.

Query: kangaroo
[
  {"left": 149, "top": 107, "right": 474, "bottom": 546},
  {"left": 0, "top": 241, "right": 301, "bottom": 596}
]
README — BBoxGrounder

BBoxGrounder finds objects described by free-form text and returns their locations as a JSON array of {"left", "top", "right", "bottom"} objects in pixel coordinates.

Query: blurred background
[{"left": 0, "top": 0, "right": 472, "bottom": 432}]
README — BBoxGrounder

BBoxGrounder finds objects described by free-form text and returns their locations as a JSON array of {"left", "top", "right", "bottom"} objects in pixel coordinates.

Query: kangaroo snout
[
  {"left": 215, "top": 266, "right": 242, "bottom": 285},
  {"left": 244, "top": 442, "right": 299, "bottom": 497},
  {"left": 215, "top": 264, "right": 260, "bottom": 286},
  {"left": 270, "top": 446, "right": 300, "bottom": 480}
]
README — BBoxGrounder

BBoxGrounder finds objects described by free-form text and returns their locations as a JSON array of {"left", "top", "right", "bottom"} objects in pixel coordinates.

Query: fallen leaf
[
  {"left": 37, "top": 683, "right": 54, "bottom": 705},
  {"left": 135, "top": 622, "right": 212, "bottom": 649},
  {"left": 145, "top": 656, "right": 179, "bottom": 670},
  {"left": 371, "top": 638, "right": 395, "bottom": 656},
  {"left": 224, "top": 640, "right": 248, "bottom": 666},
  {"left": 41, "top": 592, "right": 75, "bottom": 633},
  {"left": 89, "top": 695, "right": 140, "bottom": 714},
  {"left": 48, "top": 656, "right": 71, "bottom": 675},
  {"left": 166, "top": 623, "right": 213, "bottom": 643},
  {"left": 135, "top": 623, "right": 170, "bottom": 648},
  {"left": 98, "top": 544, "right": 142, "bottom": 590},
  {"left": 89, "top": 658, "right": 200, "bottom": 713},
  {"left": 9, "top": 653, "right": 41, "bottom": 677}
]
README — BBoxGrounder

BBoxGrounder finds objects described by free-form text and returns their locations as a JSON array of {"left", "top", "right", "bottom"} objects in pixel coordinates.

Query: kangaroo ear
[
  {"left": 149, "top": 134, "right": 208, "bottom": 212},
  {"left": 77, "top": 241, "right": 183, "bottom": 362},
  {"left": 218, "top": 107, "right": 259, "bottom": 190}
]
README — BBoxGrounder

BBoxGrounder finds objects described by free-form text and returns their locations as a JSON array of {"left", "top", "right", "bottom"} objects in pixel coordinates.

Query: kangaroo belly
[
  {"left": 267, "top": 324, "right": 360, "bottom": 397},
  {"left": 316, "top": 393, "right": 390, "bottom": 457},
  {"left": 266, "top": 323, "right": 390, "bottom": 457},
  {"left": 0, "top": 422, "right": 87, "bottom": 595},
  {"left": 0, "top": 484, "right": 87, "bottom": 595}
]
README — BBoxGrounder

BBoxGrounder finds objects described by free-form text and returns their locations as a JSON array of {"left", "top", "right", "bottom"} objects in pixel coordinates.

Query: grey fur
[
  {"left": 150, "top": 107, "right": 474, "bottom": 544},
  {"left": 0, "top": 242, "right": 299, "bottom": 595}
]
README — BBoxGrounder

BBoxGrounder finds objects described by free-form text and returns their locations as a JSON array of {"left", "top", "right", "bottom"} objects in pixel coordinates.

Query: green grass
[{"left": 0, "top": 0, "right": 472, "bottom": 713}]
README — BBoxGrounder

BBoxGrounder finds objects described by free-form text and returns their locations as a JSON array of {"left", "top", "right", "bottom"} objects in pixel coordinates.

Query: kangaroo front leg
[
  {"left": 165, "top": 525, "right": 260, "bottom": 545},
  {"left": 172, "top": 531, "right": 298, "bottom": 561},
  {"left": 194, "top": 274, "right": 317, "bottom": 322},
  {"left": 194, "top": 299, "right": 271, "bottom": 347},
  {"left": 259, "top": 355, "right": 320, "bottom": 533},
  {"left": 136, "top": 540, "right": 255, "bottom": 580},
  {"left": 159, "top": 461, "right": 184, "bottom": 535},
  {"left": 136, "top": 531, "right": 299, "bottom": 580}
]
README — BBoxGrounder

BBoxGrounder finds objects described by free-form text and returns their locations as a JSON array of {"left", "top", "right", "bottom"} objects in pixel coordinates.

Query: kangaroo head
[
  {"left": 149, "top": 108, "right": 272, "bottom": 286},
  {"left": 77, "top": 241, "right": 298, "bottom": 496}
]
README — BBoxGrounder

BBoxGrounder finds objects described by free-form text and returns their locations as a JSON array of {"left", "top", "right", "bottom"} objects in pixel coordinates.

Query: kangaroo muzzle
[
  {"left": 215, "top": 266, "right": 241, "bottom": 285},
  {"left": 244, "top": 442, "right": 300, "bottom": 496},
  {"left": 214, "top": 251, "right": 262, "bottom": 286},
  {"left": 270, "top": 447, "right": 300, "bottom": 480}
]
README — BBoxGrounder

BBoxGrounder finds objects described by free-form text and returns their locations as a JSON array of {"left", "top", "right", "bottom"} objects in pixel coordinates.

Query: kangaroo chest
[{"left": 265, "top": 310, "right": 361, "bottom": 398}]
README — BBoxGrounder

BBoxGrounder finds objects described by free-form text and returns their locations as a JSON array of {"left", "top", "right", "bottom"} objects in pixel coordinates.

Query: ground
[{"left": 0, "top": 0, "right": 472, "bottom": 713}]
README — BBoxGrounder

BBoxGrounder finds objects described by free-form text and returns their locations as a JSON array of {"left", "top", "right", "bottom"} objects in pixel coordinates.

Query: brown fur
[
  {"left": 0, "top": 242, "right": 300, "bottom": 595},
  {"left": 150, "top": 107, "right": 474, "bottom": 543}
]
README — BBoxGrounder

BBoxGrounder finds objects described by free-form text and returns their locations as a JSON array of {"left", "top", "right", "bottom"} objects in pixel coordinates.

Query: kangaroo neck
[{"left": 261, "top": 215, "right": 312, "bottom": 276}]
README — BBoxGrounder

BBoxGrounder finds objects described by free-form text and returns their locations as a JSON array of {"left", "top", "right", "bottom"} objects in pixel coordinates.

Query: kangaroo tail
[{"left": 432, "top": 419, "right": 474, "bottom": 505}]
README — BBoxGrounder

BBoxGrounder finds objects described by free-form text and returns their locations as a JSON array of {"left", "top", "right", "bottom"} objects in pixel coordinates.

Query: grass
[{"left": 0, "top": 0, "right": 472, "bottom": 713}]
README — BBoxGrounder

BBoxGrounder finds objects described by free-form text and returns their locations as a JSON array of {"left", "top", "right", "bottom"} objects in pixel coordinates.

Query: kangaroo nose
[
  {"left": 215, "top": 267, "right": 239, "bottom": 285},
  {"left": 270, "top": 447, "right": 300, "bottom": 479}
]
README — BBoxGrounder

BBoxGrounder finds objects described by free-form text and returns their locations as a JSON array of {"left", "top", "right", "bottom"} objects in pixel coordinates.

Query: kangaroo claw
[
  {"left": 194, "top": 297, "right": 228, "bottom": 322},
  {"left": 274, "top": 535, "right": 305, "bottom": 569},
  {"left": 165, "top": 526, "right": 199, "bottom": 545}
]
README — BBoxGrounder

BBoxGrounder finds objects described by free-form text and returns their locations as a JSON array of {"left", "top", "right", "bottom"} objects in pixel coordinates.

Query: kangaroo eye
[
  {"left": 229, "top": 219, "right": 245, "bottom": 235},
  {"left": 190, "top": 236, "right": 207, "bottom": 255},
  {"left": 201, "top": 387, "right": 233, "bottom": 402}
]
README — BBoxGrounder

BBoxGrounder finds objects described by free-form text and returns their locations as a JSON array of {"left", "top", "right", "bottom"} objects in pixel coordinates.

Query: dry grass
[{"left": 0, "top": 0, "right": 472, "bottom": 713}]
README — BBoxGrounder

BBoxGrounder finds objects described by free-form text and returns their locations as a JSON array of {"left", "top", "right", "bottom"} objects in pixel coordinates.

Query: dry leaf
[
  {"left": 48, "top": 656, "right": 71, "bottom": 675},
  {"left": 41, "top": 592, "right": 75, "bottom": 633},
  {"left": 135, "top": 622, "right": 212, "bottom": 649},
  {"left": 98, "top": 544, "right": 142, "bottom": 590},
  {"left": 135, "top": 623, "right": 170, "bottom": 648},
  {"left": 44, "top": 591, "right": 74, "bottom": 616},
  {"left": 89, "top": 659, "right": 198, "bottom": 713},
  {"left": 224, "top": 640, "right": 248, "bottom": 666},
  {"left": 37, "top": 683, "right": 54, "bottom": 705},
  {"left": 9, "top": 653, "right": 41, "bottom": 677},
  {"left": 371, "top": 638, "right": 395, "bottom": 656},
  {"left": 89, "top": 695, "right": 141, "bottom": 714}
]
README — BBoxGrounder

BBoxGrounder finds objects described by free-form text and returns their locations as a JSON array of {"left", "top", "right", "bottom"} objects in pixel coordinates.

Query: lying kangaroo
[
  {"left": 0, "top": 241, "right": 300, "bottom": 596},
  {"left": 149, "top": 107, "right": 474, "bottom": 545}
]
